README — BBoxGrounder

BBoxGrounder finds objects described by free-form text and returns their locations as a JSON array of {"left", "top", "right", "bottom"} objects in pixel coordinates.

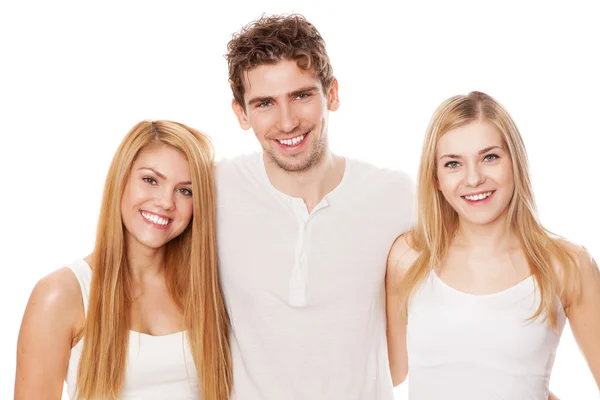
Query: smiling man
[{"left": 215, "top": 14, "right": 414, "bottom": 400}]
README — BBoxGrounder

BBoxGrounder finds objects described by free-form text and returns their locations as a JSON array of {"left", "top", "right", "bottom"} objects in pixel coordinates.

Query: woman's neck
[{"left": 452, "top": 213, "right": 519, "bottom": 254}]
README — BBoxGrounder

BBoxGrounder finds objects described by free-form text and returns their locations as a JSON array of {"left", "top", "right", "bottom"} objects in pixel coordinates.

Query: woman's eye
[
  {"left": 143, "top": 177, "right": 157, "bottom": 185},
  {"left": 484, "top": 154, "right": 499, "bottom": 162},
  {"left": 444, "top": 161, "right": 460, "bottom": 169},
  {"left": 178, "top": 188, "right": 192, "bottom": 197}
]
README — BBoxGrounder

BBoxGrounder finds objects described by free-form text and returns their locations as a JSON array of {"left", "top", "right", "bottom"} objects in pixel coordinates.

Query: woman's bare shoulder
[
  {"left": 24, "top": 266, "right": 85, "bottom": 335},
  {"left": 387, "top": 232, "right": 421, "bottom": 279}
]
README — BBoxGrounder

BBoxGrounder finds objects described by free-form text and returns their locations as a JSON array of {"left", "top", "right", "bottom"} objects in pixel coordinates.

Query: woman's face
[
  {"left": 435, "top": 119, "right": 515, "bottom": 227},
  {"left": 120, "top": 144, "right": 194, "bottom": 251}
]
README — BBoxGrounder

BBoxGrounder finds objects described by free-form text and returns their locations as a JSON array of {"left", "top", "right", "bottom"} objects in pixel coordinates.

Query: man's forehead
[{"left": 241, "top": 61, "right": 322, "bottom": 98}]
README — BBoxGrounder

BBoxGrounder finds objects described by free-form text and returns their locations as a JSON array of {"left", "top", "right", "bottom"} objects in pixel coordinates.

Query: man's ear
[
  {"left": 327, "top": 77, "right": 340, "bottom": 112},
  {"left": 232, "top": 99, "right": 251, "bottom": 130}
]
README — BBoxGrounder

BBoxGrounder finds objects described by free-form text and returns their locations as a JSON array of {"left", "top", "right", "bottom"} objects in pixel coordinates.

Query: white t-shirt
[{"left": 216, "top": 152, "right": 414, "bottom": 400}]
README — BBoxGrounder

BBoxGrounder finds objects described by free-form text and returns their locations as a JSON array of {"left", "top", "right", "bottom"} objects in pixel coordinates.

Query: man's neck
[{"left": 263, "top": 151, "right": 345, "bottom": 213}]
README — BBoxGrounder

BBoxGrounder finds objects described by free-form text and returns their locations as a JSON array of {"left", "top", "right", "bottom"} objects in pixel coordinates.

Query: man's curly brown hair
[{"left": 226, "top": 14, "right": 334, "bottom": 109}]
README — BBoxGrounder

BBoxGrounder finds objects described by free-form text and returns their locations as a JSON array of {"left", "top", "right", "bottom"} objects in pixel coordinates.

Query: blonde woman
[
  {"left": 386, "top": 92, "right": 600, "bottom": 399},
  {"left": 15, "top": 121, "right": 232, "bottom": 399}
]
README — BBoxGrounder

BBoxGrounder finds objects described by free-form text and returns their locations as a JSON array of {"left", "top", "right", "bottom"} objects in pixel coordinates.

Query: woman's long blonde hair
[
  {"left": 76, "top": 121, "right": 232, "bottom": 399},
  {"left": 398, "top": 91, "right": 580, "bottom": 328}
]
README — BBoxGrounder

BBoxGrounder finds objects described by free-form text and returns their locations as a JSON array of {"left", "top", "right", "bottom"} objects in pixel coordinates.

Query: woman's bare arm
[
  {"left": 386, "top": 234, "right": 418, "bottom": 386},
  {"left": 14, "top": 267, "right": 84, "bottom": 399},
  {"left": 565, "top": 247, "right": 600, "bottom": 389}
]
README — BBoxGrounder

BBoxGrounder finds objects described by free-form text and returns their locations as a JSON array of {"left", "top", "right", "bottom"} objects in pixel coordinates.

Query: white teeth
[
  {"left": 277, "top": 134, "right": 305, "bottom": 146},
  {"left": 464, "top": 191, "right": 493, "bottom": 201},
  {"left": 141, "top": 211, "right": 170, "bottom": 226}
]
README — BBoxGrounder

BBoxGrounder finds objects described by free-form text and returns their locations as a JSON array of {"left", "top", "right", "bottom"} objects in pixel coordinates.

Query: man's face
[{"left": 233, "top": 59, "right": 339, "bottom": 172}]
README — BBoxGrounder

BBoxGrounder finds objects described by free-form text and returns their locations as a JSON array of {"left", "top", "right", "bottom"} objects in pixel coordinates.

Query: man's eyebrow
[
  {"left": 247, "top": 86, "right": 319, "bottom": 106},
  {"left": 289, "top": 86, "right": 319, "bottom": 97},
  {"left": 247, "top": 95, "right": 275, "bottom": 106}
]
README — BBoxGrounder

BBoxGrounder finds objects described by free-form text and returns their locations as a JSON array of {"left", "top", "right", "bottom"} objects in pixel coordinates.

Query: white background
[{"left": 1, "top": 0, "right": 598, "bottom": 398}]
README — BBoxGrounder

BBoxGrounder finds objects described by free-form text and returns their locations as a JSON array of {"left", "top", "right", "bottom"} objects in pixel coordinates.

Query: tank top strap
[{"left": 66, "top": 258, "right": 93, "bottom": 316}]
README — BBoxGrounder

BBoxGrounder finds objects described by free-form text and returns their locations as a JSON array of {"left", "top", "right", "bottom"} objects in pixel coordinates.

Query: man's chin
[{"left": 271, "top": 154, "right": 312, "bottom": 173}]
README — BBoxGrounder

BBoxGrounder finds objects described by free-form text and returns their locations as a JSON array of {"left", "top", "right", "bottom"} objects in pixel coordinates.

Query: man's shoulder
[
  {"left": 215, "top": 152, "right": 259, "bottom": 170},
  {"left": 344, "top": 158, "right": 415, "bottom": 229},
  {"left": 214, "top": 152, "right": 261, "bottom": 182},
  {"left": 346, "top": 158, "right": 414, "bottom": 195}
]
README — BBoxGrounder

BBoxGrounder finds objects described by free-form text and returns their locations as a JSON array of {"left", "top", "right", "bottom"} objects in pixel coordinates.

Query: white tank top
[
  {"left": 65, "top": 259, "right": 199, "bottom": 399},
  {"left": 406, "top": 271, "right": 565, "bottom": 400}
]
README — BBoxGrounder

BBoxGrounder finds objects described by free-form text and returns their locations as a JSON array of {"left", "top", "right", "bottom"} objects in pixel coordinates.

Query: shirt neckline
[{"left": 255, "top": 151, "right": 351, "bottom": 204}]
